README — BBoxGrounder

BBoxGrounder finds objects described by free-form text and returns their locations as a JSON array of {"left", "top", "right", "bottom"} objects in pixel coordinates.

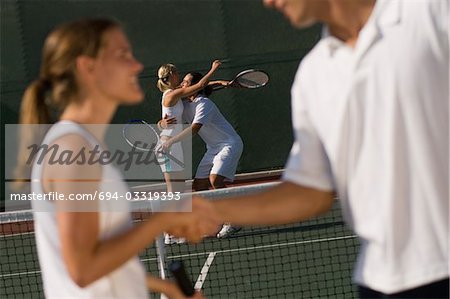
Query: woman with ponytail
[{"left": 18, "top": 18, "right": 217, "bottom": 298}]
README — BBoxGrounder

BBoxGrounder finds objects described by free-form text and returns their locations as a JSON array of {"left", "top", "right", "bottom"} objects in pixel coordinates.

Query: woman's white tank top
[
  {"left": 31, "top": 121, "right": 148, "bottom": 299},
  {"left": 160, "top": 89, "right": 184, "bottom": 138}
]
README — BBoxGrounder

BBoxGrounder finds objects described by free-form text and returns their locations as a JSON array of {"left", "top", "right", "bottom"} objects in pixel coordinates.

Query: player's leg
[
  {"left": 158, "top": 141, "right": 185, "bottom": 193},
  {"left": 163, "top": 171, "right": 185, "bottom": 193},
  {"left": 192, "top": 178, "right": 211, "bottom": 191},
  {"left": 206, "top": 172, "right": 234, "bottom": 238},
  {"left": 210, "top": 143, "right": 243, "bottom": 238},
  {"left": 162, "top": 172, "right": 187, "bottom": 245},
  {"left": 209, "top": 143, "right": 243, "bottom": 185},
  {"left": 158, "top": 141, "right": 186, "bottom": 244},
  {"left": 209, "top": 174, "right": 226, "bottom": 189},
  {"left": 193, "top": 150, "right": 215, "bottom": 191}
]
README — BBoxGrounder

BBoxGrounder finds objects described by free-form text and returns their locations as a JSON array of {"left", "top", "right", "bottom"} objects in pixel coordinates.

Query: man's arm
[
  {"left": 157, "top": 114, "right": 177, "bottom": 131},
  {"left": 161, "top": 99, "right": 211, "bottom": 149},
  {"left": 213, "top": 181, "right": 334, "bottom": 226},
  {"left": 165, "top": 123, "right": 202, "bottom": 147}
]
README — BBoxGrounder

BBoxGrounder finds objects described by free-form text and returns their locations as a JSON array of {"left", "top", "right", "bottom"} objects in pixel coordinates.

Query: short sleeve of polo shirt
[
  {"left": 282, "top": 64, "right": 335, "bottom": 191},
  {"left": 192, "top": 99, "right": 214, "bottom": 125}
]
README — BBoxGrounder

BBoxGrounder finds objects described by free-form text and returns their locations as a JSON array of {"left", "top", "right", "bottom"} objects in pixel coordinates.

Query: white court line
[
  {"left": 0, "top": 231, "right": 35, "bottom": 238},
  {"left": 0, "top": 270, "right": 41, "bottom": 278},
  {"left": 0, "top": 235, "right": 357, "bottom": 278},
  {"left": 194, "top": 252, "right": 217, "bottom": 290}
]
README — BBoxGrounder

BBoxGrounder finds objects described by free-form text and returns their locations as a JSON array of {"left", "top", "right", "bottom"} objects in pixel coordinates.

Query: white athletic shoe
[
  {"left": 164, "top": 234, "right": 186, "bottom": 245},
  {"left": 216, "top": 224, "right": 241, "bottom": 238}
]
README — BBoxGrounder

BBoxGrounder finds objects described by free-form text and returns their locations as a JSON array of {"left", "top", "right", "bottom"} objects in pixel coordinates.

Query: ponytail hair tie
[
  {"left": 159, "top": 76, "right": 169, "bottom": 83},
  {"left": 38, "top": 77, "right": 52, "bottom": 92},
  {"left": 37, "top": 78, "right": 53, "bottom": 105}
]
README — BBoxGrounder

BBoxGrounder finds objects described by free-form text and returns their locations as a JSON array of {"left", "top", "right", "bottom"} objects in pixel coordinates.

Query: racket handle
[
  {"left": 211, "top": 81, "right": 233, "bottom": 91},
  {"left": 169, "top": 260, "right": 195, "bottom": 297}
]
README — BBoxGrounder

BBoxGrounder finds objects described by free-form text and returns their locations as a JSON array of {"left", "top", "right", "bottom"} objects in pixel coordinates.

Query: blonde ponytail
[
  {"left": 20, "top": 79, "right": 52, "bottom": 125},
  {"left": 12, "top": 79, "right": 52, "bottom": 191},
  {"left": 156, "top": 63, "right": 177, "bottom": 92}
]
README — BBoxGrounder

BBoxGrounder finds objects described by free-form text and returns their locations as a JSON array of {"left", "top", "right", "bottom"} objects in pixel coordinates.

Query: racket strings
[
  {"left": 123, "top": 124, "right": 159, "bottom": 151},
  {"left": 236, "top": 72, "right": 269, "bottom": 88}
]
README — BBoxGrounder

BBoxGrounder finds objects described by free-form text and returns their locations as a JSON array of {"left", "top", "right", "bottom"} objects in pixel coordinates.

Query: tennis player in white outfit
[{"left": 159, "top": 72, "right": 243, "bottom": 238}]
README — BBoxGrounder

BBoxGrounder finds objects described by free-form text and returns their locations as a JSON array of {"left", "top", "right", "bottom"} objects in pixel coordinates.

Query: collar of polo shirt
[{"left": 321, "top": 0, "right": 402, "bottom": 58}]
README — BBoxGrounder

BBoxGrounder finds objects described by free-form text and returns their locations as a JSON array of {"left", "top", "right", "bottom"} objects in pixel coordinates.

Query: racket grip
[{"left": 169, "top": 260, "right": 195, "bottom": 297}]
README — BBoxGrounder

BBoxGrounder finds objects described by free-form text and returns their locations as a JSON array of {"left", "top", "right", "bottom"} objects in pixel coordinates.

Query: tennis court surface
[{"left": 1, "top": 183, "right": 359, "bottom": 298}]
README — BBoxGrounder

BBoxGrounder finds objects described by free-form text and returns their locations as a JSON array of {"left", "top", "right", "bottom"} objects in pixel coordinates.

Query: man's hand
[
  {"left": 166, "top": 197, "right": 221, "bottom": 243},
  {"left": 159, "top": 114, "right": 177, "bottom": 130}
]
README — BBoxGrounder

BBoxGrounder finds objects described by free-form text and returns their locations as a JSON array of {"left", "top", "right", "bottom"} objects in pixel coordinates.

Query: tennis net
[{"left": 0, "top": 182, "right": 359, "bottom": 298}]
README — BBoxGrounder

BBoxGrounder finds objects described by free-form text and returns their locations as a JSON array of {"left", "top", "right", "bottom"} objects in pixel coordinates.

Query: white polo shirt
[
  {"left": 183, "top": 96, "right": 242, "bottom": 149},
  {"left": 283, "top": 0, "right": 449, "bottom": 294}
]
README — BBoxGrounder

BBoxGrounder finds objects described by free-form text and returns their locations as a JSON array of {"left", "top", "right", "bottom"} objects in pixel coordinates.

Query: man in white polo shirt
[{"left": 210, "top": 0, "right": 449, "bottom": 297}]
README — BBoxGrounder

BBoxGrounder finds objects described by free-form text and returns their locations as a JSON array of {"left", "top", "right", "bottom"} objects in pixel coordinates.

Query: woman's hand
[
  {"left": 166, "top": 283, "right": 204, "bottom": 299},
  {"left": 211, "top": 60, "right": 222, "bottom": 71},
  {"left": 155, "top": 133, "right": 174, "bottom": 153},
  {"left": 156, "top": 139, "right": 173, "bottom": 153},
  {"left": 147, "top": 275, "right": 204, "bottom": 299}
]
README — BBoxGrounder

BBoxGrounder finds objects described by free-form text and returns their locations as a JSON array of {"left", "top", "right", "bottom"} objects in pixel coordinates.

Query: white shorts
[
  {"left": 195, "top": 142, "right": 243, "bottom": 181},
  {"left": 157, "top": 141, "right": 184, "bottom": 173}
]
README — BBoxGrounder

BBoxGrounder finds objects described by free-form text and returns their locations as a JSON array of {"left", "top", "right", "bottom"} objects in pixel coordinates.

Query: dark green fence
[{"left": 1, "top": 1, "right": 320, "bottom": 204}]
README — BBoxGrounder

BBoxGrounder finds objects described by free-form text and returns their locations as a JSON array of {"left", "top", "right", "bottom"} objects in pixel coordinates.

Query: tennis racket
[
  {"left": 212, "top": 69, "right": 269, "bottom": 91},
  {"left": 169, "top": 260, "right": 195, "bottom": 297},
  {"left": 122, "top": 119, "right": 184, "bottom": 168}
]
